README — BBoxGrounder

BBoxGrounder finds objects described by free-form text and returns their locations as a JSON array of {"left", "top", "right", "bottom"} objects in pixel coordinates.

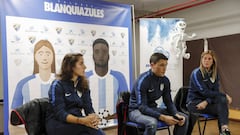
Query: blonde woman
[{"left": 187, "top": 50, "right": 232, "bottom": 135}]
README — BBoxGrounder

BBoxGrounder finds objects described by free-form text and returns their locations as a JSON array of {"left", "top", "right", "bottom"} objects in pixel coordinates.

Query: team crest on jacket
[{"left": 160, "top": 83, "right": 164, "bottom": 91}]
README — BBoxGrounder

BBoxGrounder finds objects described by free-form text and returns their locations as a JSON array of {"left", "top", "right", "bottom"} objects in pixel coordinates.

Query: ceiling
[{"left": 104, "top": 0, "right": 214, "bottom": 18}]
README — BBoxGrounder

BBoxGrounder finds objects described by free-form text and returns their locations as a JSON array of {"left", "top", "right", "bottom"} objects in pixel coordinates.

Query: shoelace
[{"left": 221, "top": 129, "right": 231, "bottom": 135}]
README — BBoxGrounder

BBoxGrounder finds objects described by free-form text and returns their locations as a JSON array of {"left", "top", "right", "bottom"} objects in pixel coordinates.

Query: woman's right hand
[
  {"left": 226, "top": 94, "right": 232, "bottom": 104},
  {"left": 81, "top": 114, "right": 99, "bottom": 129}
]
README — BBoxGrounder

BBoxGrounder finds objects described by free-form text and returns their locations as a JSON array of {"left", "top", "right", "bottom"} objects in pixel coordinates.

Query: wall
[
  {"left": 165, "top": 0, "right": 240, "bottom": 39},
  {"left": 0, "top": 14, "right": 4, "bottom": 133}
]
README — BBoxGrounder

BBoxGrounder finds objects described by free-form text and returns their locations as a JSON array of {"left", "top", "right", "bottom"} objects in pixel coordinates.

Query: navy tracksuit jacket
[{"left": 129, "top": 69, "right": 177, "bottom": 119}]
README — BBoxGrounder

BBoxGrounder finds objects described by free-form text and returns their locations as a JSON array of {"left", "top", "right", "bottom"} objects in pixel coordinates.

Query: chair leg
[
  {"left": 198, "top": 118, "right": 208, "bottom": 135},
  {"left": 167, "top": 127, "right": 171, "bottom": 135},
  {"left": 197, "top": 118, "right": 202, "bottom": 135},
  {"left": 136, "top": 127, "right": 142, "bottom": 135},
  {"left": 202, "top": 118, "right": 207, "bottom": 135}
]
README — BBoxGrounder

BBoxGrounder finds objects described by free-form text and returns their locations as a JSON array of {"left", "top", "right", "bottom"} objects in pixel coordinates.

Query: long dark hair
[{"left": 57, "top": 53, "right": 89, "bottom": 92}]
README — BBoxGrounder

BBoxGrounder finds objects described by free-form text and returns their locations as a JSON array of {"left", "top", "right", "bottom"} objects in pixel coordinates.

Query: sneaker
[{"left": 220, "top": 129, "right": 231, "bottom": 135}]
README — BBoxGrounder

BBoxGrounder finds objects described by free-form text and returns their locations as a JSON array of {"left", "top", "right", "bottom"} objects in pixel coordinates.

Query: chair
[
  {"left": 174, "top": 86, "right": 217, "bottom": 135},
  {"left": 197, "top": 113, "right": 217, "bottom": 135},
  {"left": 10, "top": 98, "right": 49, "bottom": 135},
  {"left": 174, "top": 86, "right": 194, "bottom": 135},
  {"left": 116, "top": 91, "right": 171, "bottom": 135}
]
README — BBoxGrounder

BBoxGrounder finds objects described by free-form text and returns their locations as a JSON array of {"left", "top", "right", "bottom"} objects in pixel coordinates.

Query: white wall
[{"left": 165, "top": 0, "right": 240, "bottom": 39}]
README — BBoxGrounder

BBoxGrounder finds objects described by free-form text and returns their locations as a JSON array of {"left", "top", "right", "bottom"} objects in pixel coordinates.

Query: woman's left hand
[{"left": 196, "top": 100, "right": 208, "bottom": 110}]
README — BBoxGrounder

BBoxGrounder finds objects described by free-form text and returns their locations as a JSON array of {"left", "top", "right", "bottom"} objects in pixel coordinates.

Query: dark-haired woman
[{"left": 45, "top": 53, "right": 105, "bottom": 135}]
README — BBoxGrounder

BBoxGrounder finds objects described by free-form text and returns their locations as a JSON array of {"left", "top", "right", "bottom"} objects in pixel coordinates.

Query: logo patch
[
  {"left": 160, "top": 83, "right": 164, "bottom": 91},
  {"left": 148, "top": 89, "right": 154, "bottom": 92},
  {"left": 65, "top": 93, "right": 71, "bottom": 97}
]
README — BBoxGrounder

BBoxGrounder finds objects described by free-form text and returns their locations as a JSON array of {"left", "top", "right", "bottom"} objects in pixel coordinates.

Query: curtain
[
  {"left": 208, "top": 33, "right": 240, "bottom": 109},
  {"left": 183, "top": 39, "right": 204, "bottom": 86}
]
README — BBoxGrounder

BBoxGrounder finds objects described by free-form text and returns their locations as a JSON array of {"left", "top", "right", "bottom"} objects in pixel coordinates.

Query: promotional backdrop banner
[
  {"left": 139, "top": 18, "right": 186, "bottom": 106},
  {"left": 0, "top": 0, "right": 133, "bottom": 134}
]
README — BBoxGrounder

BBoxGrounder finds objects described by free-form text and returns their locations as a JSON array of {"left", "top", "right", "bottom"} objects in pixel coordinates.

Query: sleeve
[
  {"left": 11, "top": 75, "right": 35, "bottom": 109},
  {"left": 111, "top": 71, "right": 129, "bottom": 94},
  {"left": 191, "top": 69, "right": 220, "bottom": 103},
  {"left": 82, "top": 90, "right": 95, "bottom": 115},
  {"left": 137, "top": 79, "right": 162, "bottom": 119},
  {"left": 48, "top": 80, "right": 69, "bottom": 122},
  {"left": 11, "top": 83, "right": 23, "bottom": 109},
  {"left": 113, "top": 71, "right": 129, "bottom": 113},
  {"left": 162, "top": 78, "right": 178, "bottom": 115}
]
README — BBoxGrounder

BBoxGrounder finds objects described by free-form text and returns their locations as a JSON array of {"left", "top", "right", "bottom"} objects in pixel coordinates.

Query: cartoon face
[
  {"left": 176, "top": 20, "right": 186, "bottom": 32},
  {"left": 35, "top": 46, "right": 54, "bottom": 70},
  {"left": 93, "top": 43, "right": 109, "bottom": 67}
]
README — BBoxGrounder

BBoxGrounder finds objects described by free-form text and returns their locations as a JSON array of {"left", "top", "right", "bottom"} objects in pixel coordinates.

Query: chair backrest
[
  {"left": 116, "top": 91, "right": 130, "bottom": 135},
  {"left": 10, "top": 98, "right": 49, "bottom": 135},
  {"left": 174, "top": 86, "right": 190, "bottom": 114}
]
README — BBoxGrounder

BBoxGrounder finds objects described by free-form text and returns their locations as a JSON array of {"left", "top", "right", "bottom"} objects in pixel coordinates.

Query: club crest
[
  {"left": 13, "top": 24, "right": 21, "bottom": 31},
  {"left": 55, "top": 27, "right": 63, "bottom": 34},
  {"left": 160, "top": 83, "right": 164, "bottom": 91}
]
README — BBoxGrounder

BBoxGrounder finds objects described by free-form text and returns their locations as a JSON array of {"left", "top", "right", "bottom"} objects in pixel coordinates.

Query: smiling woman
[{"left": 11, "top": 40, "right": 56, "bottom": 109}]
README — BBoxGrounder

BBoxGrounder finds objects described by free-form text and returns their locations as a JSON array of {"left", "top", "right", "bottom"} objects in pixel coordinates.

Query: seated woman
[
  {"left": 45, "top": 53, "right": 105, "bottom": 135},
  {"left": 187, "top": 50, "right": 232, "bottom": 135}
]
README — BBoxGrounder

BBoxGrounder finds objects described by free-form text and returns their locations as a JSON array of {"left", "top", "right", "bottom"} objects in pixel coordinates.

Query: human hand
[
  {"left": 159, "top": 114, "right": 179, "bottom": 126},
  {"left": 82, "top": 114, "right": 99, "bottom": 129},
  {"left": 175, "top": 114, "right": 185, "bottom": 126},
  {"left": 103, "top": 113, "right": 117, "bottom": 120},
  {"left": 88, "top": 113, "right": 101, "bottom": 128},
  {"left": 226, "top": 94, "right": 232, "bottom": 104},
  {"left": 196, "top": 100, "right": 208, "bottom": 110}
]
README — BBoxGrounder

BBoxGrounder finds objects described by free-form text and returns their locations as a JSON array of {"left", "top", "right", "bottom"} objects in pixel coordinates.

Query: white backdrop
[{"left": 139, "top": 18, "right": 186, "bottom": 102}]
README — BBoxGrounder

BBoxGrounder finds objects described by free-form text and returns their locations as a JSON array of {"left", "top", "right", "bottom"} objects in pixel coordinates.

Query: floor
[
  {"left": 8, "top": 119, "right": 240, "bottom": 135},
  {"left": 103, "top": 120, "right": 240, "bottom": 135}
]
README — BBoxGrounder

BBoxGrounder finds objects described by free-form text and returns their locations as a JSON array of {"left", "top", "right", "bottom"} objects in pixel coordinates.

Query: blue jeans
[{"left": 129, "top": 109, "right": 188, "bottom": 135}]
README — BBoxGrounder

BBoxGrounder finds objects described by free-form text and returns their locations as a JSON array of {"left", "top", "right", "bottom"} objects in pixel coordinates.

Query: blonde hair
[{"left": 199, "top": 50, "right": 217, "bottom": 81}]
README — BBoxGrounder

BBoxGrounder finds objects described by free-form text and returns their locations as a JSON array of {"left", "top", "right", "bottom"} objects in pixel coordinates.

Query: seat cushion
[
  {"left": 199, "top": 113, "right": 216, "bottom": 119},
  {"left": 126, "top": 121, "right": 168, "bottom": 129}
]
